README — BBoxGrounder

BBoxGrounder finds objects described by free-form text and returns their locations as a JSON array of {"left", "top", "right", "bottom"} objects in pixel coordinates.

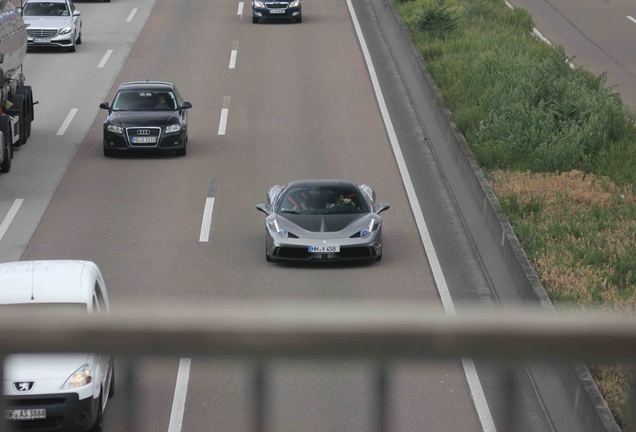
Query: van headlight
[
  {"left": 165, "top": 124, "right": 182, "bottom": 133},
  {"left": 59, "top": 27, "right": 72, "bottom": 35},
  {"left": 107, "top": 124, "right": 123, "bottom": 134},
  {"left": 254, "top": 1, "right": 265, "bottom": 7},
  {"left": 61, "top": 365, "right": 92, "bottom": 390},
  {"left": 289, "top": 0, "right": 300, "bottom": 7}
]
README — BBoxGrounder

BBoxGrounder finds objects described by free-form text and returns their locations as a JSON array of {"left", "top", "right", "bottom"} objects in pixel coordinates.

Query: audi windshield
[{"left": 112, "top": 90, "right": 178, "bottom": 111}]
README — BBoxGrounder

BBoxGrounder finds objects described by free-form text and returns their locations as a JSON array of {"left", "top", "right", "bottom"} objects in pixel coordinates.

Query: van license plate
[{"left": 5, "top": 409, "right": 46, "bottom": 421}]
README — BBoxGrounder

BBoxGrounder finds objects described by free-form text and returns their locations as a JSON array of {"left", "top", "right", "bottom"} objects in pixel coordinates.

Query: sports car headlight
[
  {"left": 267, "top": 217, "right": 288, "bottom": 239},
  {"left": 360, "top": 218, "right": 378, "bottom": 238},
  {"left": 165, "top": 124, "right": 182, "bottom": 133},
  {"left": 107, "top": 124, "right": 124, "bottom": 134},
  {"left": 59, "top": 26, "right": 72, "bottom": 35},
  {"left": 254, "top": 1, "right": 265, "bottom": 7},
  {"left": 289, "top": 0, "right": 301, "bottom": 7},
  {"left": 61, "top": 365, "right": 92, "bottom": 390}
]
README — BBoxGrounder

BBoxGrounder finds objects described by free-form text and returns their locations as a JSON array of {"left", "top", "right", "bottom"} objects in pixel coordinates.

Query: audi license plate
[
  {"left": 5, "top": 409, "right": 46, "bottom": 421},
  {"left": 32, "top": 37, "right": 50, "bottom": 43},
  {"left": 269, "top": 8, "right": 286, "bottom": 13},
  {"left": 130, "top": 136, "right": 157, "bottom": 144},
  {"left": 308, "top": 244, "right": 340, "bottom": 253}
]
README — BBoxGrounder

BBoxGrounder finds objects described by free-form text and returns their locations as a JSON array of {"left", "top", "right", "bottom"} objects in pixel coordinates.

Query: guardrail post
[
  {"left": 375, "top": 363, "right": 390, "bottom": 432},
  {"left": 0, "top": 355, "right": 5, "bottom": 432},
  {"left": 253, "top": 362, "right": 267, "bottom": 432},
  {"left": 122, "top": 357, "right": 139, "bottom": 432}
]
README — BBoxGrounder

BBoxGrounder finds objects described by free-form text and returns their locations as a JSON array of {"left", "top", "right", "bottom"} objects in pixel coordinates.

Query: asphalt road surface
[
  {"left": 4, "top": 0, "right": 487, "bottom": 430},
  {"left": 511, "top": 0, "right": 636, "bottom": 108}
]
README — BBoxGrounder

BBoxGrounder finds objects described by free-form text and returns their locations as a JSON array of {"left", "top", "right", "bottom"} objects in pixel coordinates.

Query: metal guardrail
[{"left": 1, "top": 302, "right": 635, "bottom": 431}]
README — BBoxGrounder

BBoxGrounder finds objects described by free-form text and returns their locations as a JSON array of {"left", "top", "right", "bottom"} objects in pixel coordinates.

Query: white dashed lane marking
[
  {"left": 0, "top": 199, "right": 24, "bottom": 244},
  {"left": 56, "top": 108, "right": 78, "bottom": 136}
]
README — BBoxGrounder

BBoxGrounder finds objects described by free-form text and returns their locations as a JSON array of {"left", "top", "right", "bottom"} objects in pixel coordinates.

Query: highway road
[
  {"left": 6, "top": 0, "right": 625, "bottom": 430},
  {"left": 510, "top": 0, "right": 636, "bottom": 108},
  {"left": 2, "top": 0, "right": 489, "bottom": 430}
]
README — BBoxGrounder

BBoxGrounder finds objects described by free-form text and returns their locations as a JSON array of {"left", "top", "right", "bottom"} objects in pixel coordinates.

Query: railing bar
[
  {"left": 375, "top": 362, "right": 390, "bottom": 432},
  {"left": 253, "top": 362, "right": 267, "bottom": 432}
]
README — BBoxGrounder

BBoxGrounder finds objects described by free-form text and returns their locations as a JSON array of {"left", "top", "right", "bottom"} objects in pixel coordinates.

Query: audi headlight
[
  {"left": 254, "top": 1, "right": 265, "bottom": 8},
  {"left": 59, "top": 26, "right": 72, "bottom": 35},
  {"left": 165, "top": 124, "right": 182, "bottom": 133},
  {"left": 61, "top": 365, "right": 92, "bottom": 390},
  {"left": 289, "top": 0, "right": 300, "bottom": 7},
  {"left": 107, "top": 124, "right": 123, "bottom": 134}
]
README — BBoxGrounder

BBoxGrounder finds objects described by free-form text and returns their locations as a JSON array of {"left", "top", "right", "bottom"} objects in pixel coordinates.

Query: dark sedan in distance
[
  {"left": 100, "top": 81, "right": 192, "bottom": 157},
  {"left": 252, "top": 0, "right": 302, "bottom": 23},
  {"left": 256, "top": 180, "right": 389, "bottom": 263}
]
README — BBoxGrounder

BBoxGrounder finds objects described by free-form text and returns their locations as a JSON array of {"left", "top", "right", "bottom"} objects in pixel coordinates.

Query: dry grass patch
[{"left": 491, "top": 169, "right": 636, "bottom": 425}]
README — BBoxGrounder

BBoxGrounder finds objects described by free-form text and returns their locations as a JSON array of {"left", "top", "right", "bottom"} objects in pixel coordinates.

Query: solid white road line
[
  {"left": 167, "top": 358, "right": 191, "bottom": 432},
  {"left": 0, "top": 199, "right": 23, "bottom": 244},
  {"left": 126, "top": 7, "right": 138, "bottom": 22},
  {"left": 627, "top": 16, "right": 636, "bottom": 25},
  {"left": 532, "top": 27, "right": 552, "bottom": 45},
  {"left": 237, "top": 2, "right": 244, "bottom": 17},
  {"left": 229, "top": 49, "right": 238, "bottom": 69},
  {"left": 218, "top": 108, "right": 229, "bottom": 135},
  {"left": 199, "top": 197, "right": 216, "bottom": 242},
  {"left": 56, "top": 108, "right": 78, "bottom": 136},
  {"left": 345, "top": 1, "right": 496, "bottom": 431},
  {"left": 97, "top": 49, "right": 113, "bottom": 69}
]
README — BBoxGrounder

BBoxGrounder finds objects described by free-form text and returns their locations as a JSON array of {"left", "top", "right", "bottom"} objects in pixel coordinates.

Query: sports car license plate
[
  {"left": 33, "top": 37, "right": 50, "bottom": 43},
  {"left": 269, "top": 8, "right": 286, "bottom": 13},
  {"left": 130, "top": 136, "right": 157, "bottom": 144},
  {"left": 308, "top": 244, "right": 340, "bottom": 253},
  {"left": 5, "top": 409, "right": 46, "bottom": 421}
]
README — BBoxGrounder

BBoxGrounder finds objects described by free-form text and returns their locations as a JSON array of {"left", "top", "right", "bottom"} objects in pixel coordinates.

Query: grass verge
[{"left": 394, "top": 0, "right": 636, "bottom": 425}]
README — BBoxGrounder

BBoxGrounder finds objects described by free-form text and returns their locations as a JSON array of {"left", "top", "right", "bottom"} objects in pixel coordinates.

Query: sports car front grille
[
  {"left": 338, "top": 247, "right": 373, "bottom": 259},
  {"left": 27, "top": 29, "right": 59, "bottom": 38}
]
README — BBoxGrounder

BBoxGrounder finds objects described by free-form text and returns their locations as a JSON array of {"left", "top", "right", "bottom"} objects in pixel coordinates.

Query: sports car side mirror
[
  {"left": 99, "top": 102, "right": 110, "bottom": 110},
  {"left": 256, "top": 203, "right": 270, "bottom": 215},
  {"left": 374, "top": 203, "right": 390, "bottom": 214}
]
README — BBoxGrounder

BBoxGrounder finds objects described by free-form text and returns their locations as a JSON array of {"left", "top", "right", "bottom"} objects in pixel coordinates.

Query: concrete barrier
[{"left": 358, "top": 0, "right": 621, "bottom": 430}]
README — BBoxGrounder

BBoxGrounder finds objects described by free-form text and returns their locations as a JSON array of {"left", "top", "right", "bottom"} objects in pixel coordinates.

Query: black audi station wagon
[{"left": 100, "top": 81, "right": 192, "bottom": 157}]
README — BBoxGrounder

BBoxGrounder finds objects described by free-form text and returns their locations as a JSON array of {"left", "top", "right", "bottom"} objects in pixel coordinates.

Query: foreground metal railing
[{"left": 1, "top": 301, "right": 635, "bottom": 431}]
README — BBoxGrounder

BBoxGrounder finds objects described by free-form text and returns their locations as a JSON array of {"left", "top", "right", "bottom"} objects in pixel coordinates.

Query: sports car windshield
[
  {"left": 112, "top": 90, "right": 177, "bottom": 111},
  {"left": 23, "top": 2, "right": 70, "bottom": 16},
  {"left": 278, "top": 185, "right": 370, "bottom": 215}
]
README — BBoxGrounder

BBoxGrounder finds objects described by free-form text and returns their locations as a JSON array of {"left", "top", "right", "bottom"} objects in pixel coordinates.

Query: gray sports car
[{"left": 256, "top": 180, "right": 389, "bottom": 263}]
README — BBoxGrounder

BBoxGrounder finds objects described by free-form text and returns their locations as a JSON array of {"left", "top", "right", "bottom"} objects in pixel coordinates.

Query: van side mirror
[
  {"left": 99, "top": 102, "right": 110, "bottom": 110},
  {"left": 256, "top": 203, "right": 270, "bottom": 215},
  {"left": 181, "top": 102, "right": 192, "bottom": 110}
]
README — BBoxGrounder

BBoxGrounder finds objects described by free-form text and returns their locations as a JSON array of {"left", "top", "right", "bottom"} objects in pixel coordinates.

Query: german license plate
[
  {"left": 130, "top": 136, "right": 157, "bottom": 144},
  {"left": 269, "top": 8, "right": 285, "bottom": 13},
  {"left": 5, "top": 409, "right": 46, "bottom": 421},
  {"left": 308, "top": 244, "right": 339, "bottom": 253},
  {"left": 33, "top": 37, "right": 50, "bottom": 43}
]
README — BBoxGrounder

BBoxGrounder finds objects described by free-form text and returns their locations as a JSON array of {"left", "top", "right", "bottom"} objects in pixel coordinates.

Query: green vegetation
[
  {"left": 393, "top": 0, "right": 636, "bottom": 425},
  {"left": 395, "top": 0, "right": 636, "bottom": 189}
]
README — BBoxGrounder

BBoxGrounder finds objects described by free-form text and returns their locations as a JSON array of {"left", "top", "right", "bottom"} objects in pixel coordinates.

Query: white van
[{"left": 0, "top": 261, "right": 114, "bottom": 432}]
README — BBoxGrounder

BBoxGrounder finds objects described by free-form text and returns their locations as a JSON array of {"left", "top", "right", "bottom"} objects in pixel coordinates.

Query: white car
[
  {"left": 1, "top": 261, "right": 114, "bottom": 432},
  {"left": 22, "top": 0, "right": 82, "bottom": 52}
]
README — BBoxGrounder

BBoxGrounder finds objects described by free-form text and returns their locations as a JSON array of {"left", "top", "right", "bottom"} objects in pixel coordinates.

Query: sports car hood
[
  {"left": 279, "top": 213, "right": 369, "bottom": 234},
  {"left": 107, "top": 111, "right": 180, "bottom": 128},
  {"left": 4, "top": 354, "right": 90, "bottom": 381},
  {"left": 23, "top": 16, "right": 72, "bottom": 29}
]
